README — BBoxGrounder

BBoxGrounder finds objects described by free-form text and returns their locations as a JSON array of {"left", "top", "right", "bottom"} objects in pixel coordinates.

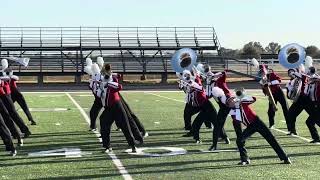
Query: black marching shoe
[
  {"left": 238, "top": 159, "right": 250, "bottom": 165},
  {"left": 310, "top": 139, "right": 320, "bottom": 144},
  {"left": 23, "top": 131, "right": 32, "bottom": 138},
  {"left": 9, "top": 150, "right": 17, "bottom": 157},
  {"left": 131, "top": 146, "right": 137, "bottom": 153},
  {"left": 287, "top": 131, "right": 298, "bottom": 136},
  {"left": 225, "top": 137, "right": 231, "bottom": 144},
  {"left": 104, "top": 148, "right": 113, "bottom": 153},
  {"left": 31, "top": 121, "right": 37, "bottom": 125},
  {"left": 17, "top": 138, "right": 24, "bottom": 147},
  {"left": 283, "top": 157, "right": 292, "bottom": 164},
  {"left": 208, "top": 145, "right": 217, "bottom": 151}
]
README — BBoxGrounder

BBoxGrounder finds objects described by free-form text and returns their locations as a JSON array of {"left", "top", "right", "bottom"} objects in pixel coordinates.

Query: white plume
[
  {"left": 212, "top": 87, "right": 225, "bottom": 98},
  {"left": 1, "top": 59, "right": 8, "bottom": 70},
  {"left": 86, "top": 58, "right": 92, "bottom": 66},
  {"left": 305, "top": 56, "right": 313, "bottom": 68},
  {"left": 84, "top": 66, "right": 93, "bottom": 75},
  {"left": 97, "top": 57, "right": 104, "bottom": 68},
  {"left": 196, "top": 63, "right": 204, "bottom": 73},
  {"left": 298, "top": 63, "right": 305, "bottom": 73},
  {"left": 91, "top": 63, "right": 100, "bottom": 75},
  {"left": 251, "top": 58, "right": 259, "bottom": 69},
  {"left": 176, "top": 72, "right": 182, "bottom": 79}
]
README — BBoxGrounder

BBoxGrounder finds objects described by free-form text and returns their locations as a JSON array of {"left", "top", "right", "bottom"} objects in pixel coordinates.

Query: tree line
[{"left": 221, "top": 42, "right": 320, "bottom": 59}]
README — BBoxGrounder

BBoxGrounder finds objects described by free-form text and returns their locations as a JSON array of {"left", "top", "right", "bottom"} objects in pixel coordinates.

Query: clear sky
[{"left": 0, "top": 0, "right": 319, "bottom": 49}]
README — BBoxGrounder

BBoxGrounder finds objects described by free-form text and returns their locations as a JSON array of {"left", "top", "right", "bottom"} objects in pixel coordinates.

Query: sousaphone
[
  {"left": 278, "top": 43, "right": 306, "bottom": 102},
  {"left": 171, "top": 48, "right": 197, "bottom": 73}
]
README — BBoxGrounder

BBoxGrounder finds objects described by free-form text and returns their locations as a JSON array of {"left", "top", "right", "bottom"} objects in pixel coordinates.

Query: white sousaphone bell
[
  {"left": 278, "top": 43, "right": 306, "bottom": 102},
  {"left": 171, "top": 48, "right": 197, "bottom": 73},
  {"left": 278, "top": 43, "right": 306, "bottom": 69}
]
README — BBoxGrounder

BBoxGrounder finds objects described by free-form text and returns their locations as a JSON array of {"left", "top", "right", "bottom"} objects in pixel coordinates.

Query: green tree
[
  {"left": 305, "top": 45, "right": 319, "bottom": 57},
  {"left": 265, "top": 42, "right": 281, "bottom": 54},
  {"left": 241, "top": 41, "right": 265, "bottom": 59}
]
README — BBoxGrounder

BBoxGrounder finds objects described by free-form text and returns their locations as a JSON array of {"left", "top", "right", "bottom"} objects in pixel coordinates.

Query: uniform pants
[
  {"left": 288, "top": 95, "right": 313, "bottom": 133},
  {"left": 192, "top": 100, "right": 218, "bottom": 141},
  {"left": 99, "top": 101, "right": 135, "bottom": 149},
  {"left": 184, "top": 103, "right": 212, "bottom": 131},
  {"left": 0, "top": 95, "right": 30, "bottom": 134},
  {"left": 305, "top": 102, "right": 320, "bottom": 140},
  {"left": 89, "top": 96, "right": 103, "bottom": 130},
  {"left": 11, "top": 88, "right": 35, "bottom": 123},
  {"left": 236, "top": 117, "right": 288, "bottom": 162},
  {"left": 211, "top": 102, "right": 230, "bottom": 148},
  {"left": 0, "top": 98, "right": 21, "bottom": 139},
  {"left": 268, "top": 88, "right": 289, "bottom": 128},
  {"left": 0, "top": 114, "right": 15, "bottom": 151}
]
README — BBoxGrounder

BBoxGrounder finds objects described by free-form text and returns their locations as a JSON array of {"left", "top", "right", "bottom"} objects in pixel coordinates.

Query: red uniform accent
[
  {"left": 195, "top": 75, "right": 202, "bottom": 85},
  {"left": 240, "top": 97, "right": 257, "bottom": 126},
  {"left": 3, "top": 81, "right": 11, "bottom": 95},
  {"left": 190, "top": 82, "right": 207, "bottom": 107},
  {"left": 215, "top": 71, "right": 231, "bottom": 95},
  {"left": 267, "top": 72, "right": 281, "bottom": 94},
  {"left": 300, "top": 74, "right": 308, "bottom": 96},
  {"left": 9, "top": 79, "right": 18, "bottom": 90},
  {"left": 104, "top": 77, "right": 122, "bottom": 107},
  {"left": 0, "top": 81, "right": 6, "bottom": 96}
]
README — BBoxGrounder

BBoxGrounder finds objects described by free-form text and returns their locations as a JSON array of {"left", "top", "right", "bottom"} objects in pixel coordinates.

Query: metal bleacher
[{"left": 0, "top": 27, "right": 223, "bottom": 83}]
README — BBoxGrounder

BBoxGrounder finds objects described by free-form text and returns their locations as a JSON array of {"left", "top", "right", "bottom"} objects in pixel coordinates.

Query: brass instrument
[
  {"left": 278, "top": 43, "right": 306, "bottom": 101},
  {"left": 260, "top": 77, "right": 278, "bottom": 111}
]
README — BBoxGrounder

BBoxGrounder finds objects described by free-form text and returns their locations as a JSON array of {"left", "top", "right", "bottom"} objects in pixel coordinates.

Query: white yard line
[
  {"left": 65, "top": 93, "right": 133, "bottom": 180},
  {"left": 144, "top": 92, "right": 185, "bottom": 103},
  {"left": 146, "top": 92, "right": 313, "bottom": 143},
  {"left": 272, "top": 128, "right": 312, "bottom": 142}
]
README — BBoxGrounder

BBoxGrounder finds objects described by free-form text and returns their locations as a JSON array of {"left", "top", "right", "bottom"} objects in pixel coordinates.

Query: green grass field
[{"left": 1, "top": 90, "right": 320, "bottom": 180}]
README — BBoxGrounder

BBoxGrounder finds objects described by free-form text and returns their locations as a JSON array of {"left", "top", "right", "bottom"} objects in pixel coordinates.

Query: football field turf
[{"left": 1, "top": 90, "right": 320, "bottom": 179}]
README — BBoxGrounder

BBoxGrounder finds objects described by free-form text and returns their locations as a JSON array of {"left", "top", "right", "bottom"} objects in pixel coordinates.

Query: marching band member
[
  {"left": 286, "top": 66, "right": 312, "bottom": 135},
  {"left": 209, "top": 87, "right": 233, "bottom": 150},
  {"left": 304, "top": 66, "right": 320, "bottom": 143},
  {"left": 99, "top": 64, "right": 137, "bottom": 153},
  {"left": 177, "top": 70, "right": 211, "bottom": 132},
  {"left": 258, "top": 65, "right": 289, "bottom": 128},
  {"left": 0, "top": 115, "right": 17, "bottom": 156},
  {"left": 0, "top": 75, "right": 23, "bottom": 146},
  {"left": 230, "top": 88, "right": 291, "bottom": 165},
  {"left": 5, "top": 68, "right": 37, "bottom": 125},
  {"left": 0, "top": 59, "right": 31, "bottom": 138},
  {"left": 100, "top": 64, "right": 144, "bottom": 142},
  {"left": 202, "top": 65, "right": 231, "bottom": 147},
  {"left": 88, "top": 62, "right": 104, "bottom": 131},
  {"left": 180, "top": 70, "right": 218, "bottom": 143}
]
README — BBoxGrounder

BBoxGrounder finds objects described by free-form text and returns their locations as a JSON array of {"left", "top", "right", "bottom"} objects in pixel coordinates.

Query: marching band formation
[
  {"left": 1, "top": 43, "right": 320, "bottom": 166},
  {"left": 0, "top": 58, "right": 35, "bottom": 156}
]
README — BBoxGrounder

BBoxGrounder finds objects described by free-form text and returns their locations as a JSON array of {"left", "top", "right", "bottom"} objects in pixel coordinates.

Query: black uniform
[
  {"left": 0, "top": 114, "right": 15, "bottom": 152},
  {"left": 11, "top": 87, "right": 36, "bottom": 124},
  {"left": 99, "top": 81, "right": 135, "bottom": 150}
]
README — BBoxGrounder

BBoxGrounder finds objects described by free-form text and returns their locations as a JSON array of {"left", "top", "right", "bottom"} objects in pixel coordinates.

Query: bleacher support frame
[{"left": 0, "top": 27, "right": 222, "bottom": 84}]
